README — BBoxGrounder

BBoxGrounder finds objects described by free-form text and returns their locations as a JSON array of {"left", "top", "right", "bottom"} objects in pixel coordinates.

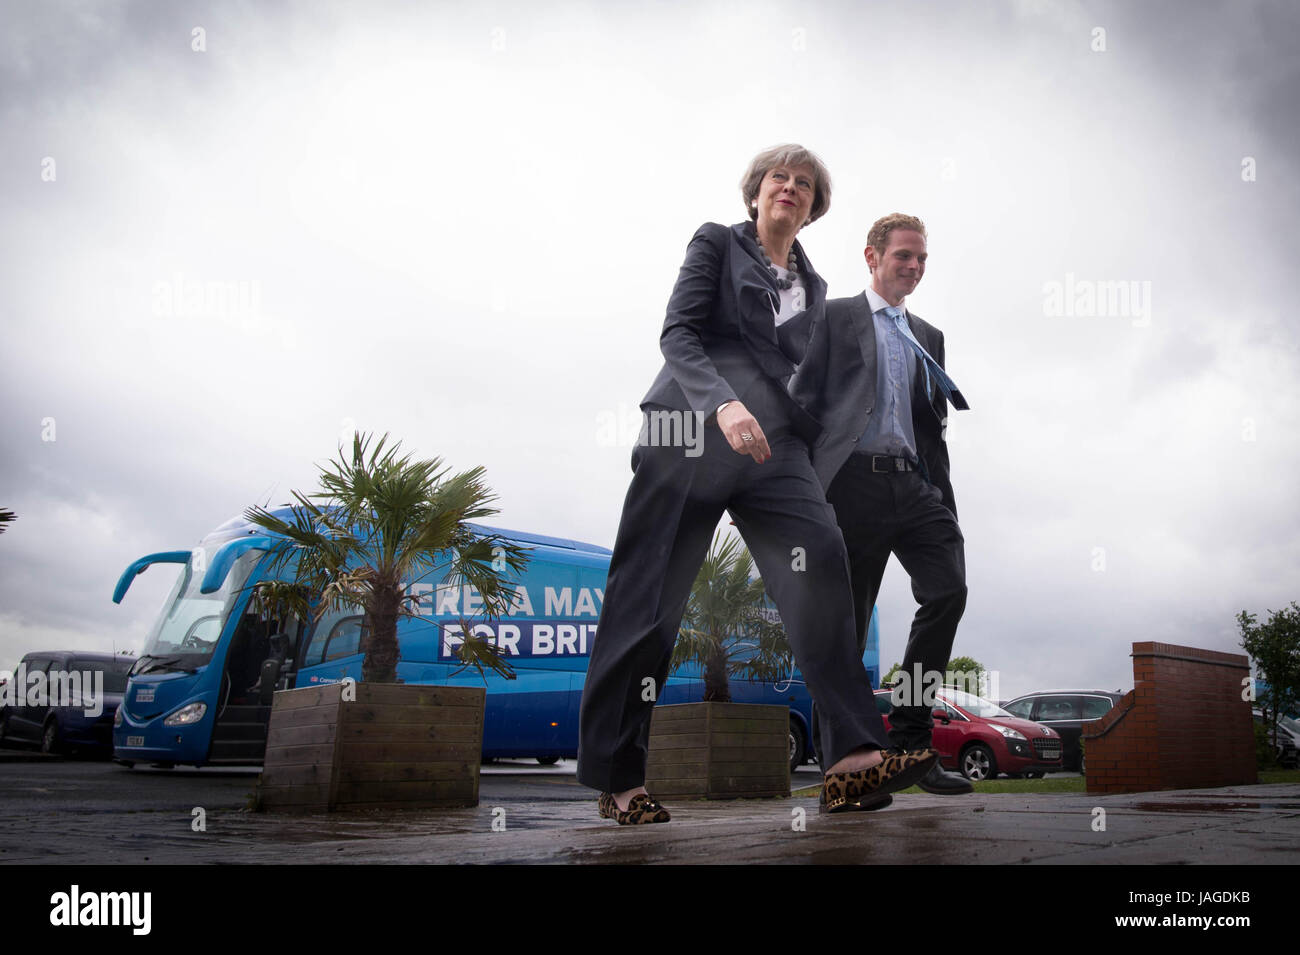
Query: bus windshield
[{"left": 132, "top": 549, "right": 263, "bottom": 675}]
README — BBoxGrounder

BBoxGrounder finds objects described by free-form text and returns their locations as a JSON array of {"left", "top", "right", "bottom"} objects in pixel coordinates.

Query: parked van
[{"left": 0, "top": 650, "right": 132, "bottom": 755}]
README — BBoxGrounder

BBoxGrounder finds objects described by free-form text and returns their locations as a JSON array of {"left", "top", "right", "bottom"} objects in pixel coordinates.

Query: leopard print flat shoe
[
  {"left": 822, "top": 747, "right": 939, "bottom": 813},
  {"left": 598, "top": 792, "right": 672, "bottom": 825},
  {"left": 818, "top": 786, "right": 893, "bottom": 814}
]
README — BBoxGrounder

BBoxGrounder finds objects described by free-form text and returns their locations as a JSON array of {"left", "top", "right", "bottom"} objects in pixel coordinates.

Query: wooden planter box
[
  {"left": 255, "top": 682, "right": 485, "bottom": 812},
  {"left": 645, "top": 701, "right": 789, "bottom": 800}
]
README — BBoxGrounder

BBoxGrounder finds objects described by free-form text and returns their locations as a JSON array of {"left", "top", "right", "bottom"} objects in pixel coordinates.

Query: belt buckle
[{"left": 871, "top": 455, "right": 892, "bottom": 474}]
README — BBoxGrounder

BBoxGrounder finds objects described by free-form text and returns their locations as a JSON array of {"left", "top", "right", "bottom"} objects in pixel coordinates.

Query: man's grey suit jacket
[
  {"left": 641, "top": 221, "right": 827, "bottom": 443},
  {"left": 789, "top": 292, "right": 958, "bottom": 520}
]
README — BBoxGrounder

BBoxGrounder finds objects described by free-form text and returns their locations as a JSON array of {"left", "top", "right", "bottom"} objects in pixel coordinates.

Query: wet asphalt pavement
[{"left": 2, "top": 750, "right": 1298, "bottom": 865}]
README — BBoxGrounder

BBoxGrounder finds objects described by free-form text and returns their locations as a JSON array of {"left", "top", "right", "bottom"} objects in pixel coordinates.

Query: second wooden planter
[{"left": 645, "top": 701, "right": 790, "bottom": 800}]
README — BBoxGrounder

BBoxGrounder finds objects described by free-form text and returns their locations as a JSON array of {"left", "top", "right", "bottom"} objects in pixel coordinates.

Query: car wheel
[
  {"left": 960, "top": 744, "right": 996, "bottom": 781},
  {"left": 789, "top": 718, "right": 806, "bottom": 773},
  {"left": 536, "top": 756, "right": 560, "bottom": 765},
  {"left": 41, "top": 719, "right": 62, "bottom": 755}
]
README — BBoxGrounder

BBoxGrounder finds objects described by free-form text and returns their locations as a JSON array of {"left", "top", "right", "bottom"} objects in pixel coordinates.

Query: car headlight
[
  {"left": 989, "top": 723, "right": 1027, "bottom": 740},
  {"left": 163, "top": 702, "right": 207, "bottom": 726}
]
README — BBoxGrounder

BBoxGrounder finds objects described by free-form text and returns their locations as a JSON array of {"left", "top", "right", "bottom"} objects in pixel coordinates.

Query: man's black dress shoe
[{"left": 915, "top": 762, "right": 974, "bottom": 794}]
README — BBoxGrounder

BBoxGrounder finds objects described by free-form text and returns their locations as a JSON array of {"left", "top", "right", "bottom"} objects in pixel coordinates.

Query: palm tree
[
  {"left": 671, "top": 531, "right": 795, "bottom": 702},
  {"left": 244, "top": 432, "right": 529, "bottom": 684},
  {"left": 0, "top": 509, "right": 14, "bottom": 534}
]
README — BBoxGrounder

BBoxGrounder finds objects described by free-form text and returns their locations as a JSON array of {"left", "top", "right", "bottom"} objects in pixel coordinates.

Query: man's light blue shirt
[{"left": 856, "top": 287, "right": 928, "bottom": 461}]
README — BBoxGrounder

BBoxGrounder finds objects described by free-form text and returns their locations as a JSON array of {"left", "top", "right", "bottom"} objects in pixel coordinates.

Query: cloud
[{"left": 1, "top": 0, "right": 1296, "bottom": 698}]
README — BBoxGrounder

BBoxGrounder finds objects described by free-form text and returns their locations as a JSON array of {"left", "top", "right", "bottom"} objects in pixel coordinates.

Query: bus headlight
[
  {"left": 163, "top": 702, "right": 207, "bottom": 726},
  {"left": 114, "top": 707, "right": 123, "bottom": 728}
]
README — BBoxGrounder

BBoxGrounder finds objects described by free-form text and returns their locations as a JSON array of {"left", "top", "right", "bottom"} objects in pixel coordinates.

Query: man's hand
[{"left": 716, "top": 401, "right": 770, "bottom": 463}]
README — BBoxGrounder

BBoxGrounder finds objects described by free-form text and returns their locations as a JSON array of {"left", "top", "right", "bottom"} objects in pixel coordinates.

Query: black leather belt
[{"left": 851, "top": 452, "right": 918, "bottom": 473}]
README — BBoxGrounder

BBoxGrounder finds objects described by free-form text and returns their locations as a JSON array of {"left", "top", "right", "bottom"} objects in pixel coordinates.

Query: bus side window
[
  {"left": 302, "top": 623, "right": 325, "bottom": 668},
  {"left": 322, "top": 617, "right": 365, "bottom": 662},
  {"left": 303, "top": 614, "right": 367, "bottom": 667}
]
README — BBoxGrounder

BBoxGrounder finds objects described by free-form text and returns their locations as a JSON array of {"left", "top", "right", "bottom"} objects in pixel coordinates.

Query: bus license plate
[{"left": 126, "top": 736, "right": 145, "bottom": 747}]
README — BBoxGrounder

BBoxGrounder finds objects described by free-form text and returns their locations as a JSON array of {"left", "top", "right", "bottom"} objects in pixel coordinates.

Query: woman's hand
[{"left": 716, "top": 401, "right": 770, "bottom": 463}]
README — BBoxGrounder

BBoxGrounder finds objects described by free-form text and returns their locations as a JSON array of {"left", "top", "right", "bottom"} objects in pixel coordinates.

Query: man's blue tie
[{"left": 884, "top": 305, "right": 970, "bottom": 410}]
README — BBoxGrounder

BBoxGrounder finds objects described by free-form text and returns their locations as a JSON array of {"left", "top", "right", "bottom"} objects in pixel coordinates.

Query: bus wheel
[
  {"left": 536, "top": 756, "right": 560, "bottom": 765},
  {"left": 789, "top": 718, "right": 806, "bottom": 773}
]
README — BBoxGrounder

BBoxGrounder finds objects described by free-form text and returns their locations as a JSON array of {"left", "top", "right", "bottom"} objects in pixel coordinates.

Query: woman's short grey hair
[{"left": 739, "top": 144, "right": 832, "bottom": 225}]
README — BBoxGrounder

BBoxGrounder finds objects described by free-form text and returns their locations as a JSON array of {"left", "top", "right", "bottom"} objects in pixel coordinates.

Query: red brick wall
[{"left": 1084, "top": 642, "right": 1256, "bottom": 794}]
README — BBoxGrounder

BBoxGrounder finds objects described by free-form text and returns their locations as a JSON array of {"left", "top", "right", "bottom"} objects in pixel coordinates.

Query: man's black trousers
[{"left": 814, "top": 453, "right": 968, "bottom": 757}]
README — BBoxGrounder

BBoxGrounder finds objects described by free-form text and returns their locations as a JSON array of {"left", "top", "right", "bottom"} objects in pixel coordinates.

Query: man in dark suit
[{"left": 790, "top": 213, "right": 972, "bottom": 795}]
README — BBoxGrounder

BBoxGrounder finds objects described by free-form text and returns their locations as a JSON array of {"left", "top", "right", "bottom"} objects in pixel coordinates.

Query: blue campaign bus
[{"left": 110, "top": 509, "right": 880, "bottom": 769}]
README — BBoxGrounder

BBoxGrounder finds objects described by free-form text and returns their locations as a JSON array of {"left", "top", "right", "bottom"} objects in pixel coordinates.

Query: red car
[{"left": 875, "top": 687, "right": 1063, "bottom": 780}]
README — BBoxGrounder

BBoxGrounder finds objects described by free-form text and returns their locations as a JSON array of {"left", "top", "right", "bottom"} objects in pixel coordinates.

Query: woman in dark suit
[{"left": 576, "top": 145, "right": 937, "bottom": 822}]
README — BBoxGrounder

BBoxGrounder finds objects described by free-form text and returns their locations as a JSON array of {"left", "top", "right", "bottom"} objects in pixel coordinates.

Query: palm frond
[
  {"left": 242, "top": 431, "right": 531, "bottom": 683},
  {"left": 446, "top": 615, "right": 518, "bottom": 682},
  {"left": 671, "top": 530, "right": 796, "bottom": 689}
]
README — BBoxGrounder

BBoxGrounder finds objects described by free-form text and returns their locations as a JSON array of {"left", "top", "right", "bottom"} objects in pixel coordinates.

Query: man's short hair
[
  {"left": 739, "top": 144, "right": 832, "bottom": 225},
  {"left": 867, "top": 213, "right": 927, "bottom": 266}
]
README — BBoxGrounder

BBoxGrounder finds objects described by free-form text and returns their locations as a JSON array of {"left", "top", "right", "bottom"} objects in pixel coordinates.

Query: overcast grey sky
[{"left": 2, "top": 0, "right": 1297, "bottom": 700}]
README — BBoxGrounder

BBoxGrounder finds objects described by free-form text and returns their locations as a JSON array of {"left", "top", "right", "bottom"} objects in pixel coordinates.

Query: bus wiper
[
  {"left": 144, "top": 660, "right": 199, "bottom": 675},
  {"left": 132, "top": 655, "right": 188, "bottom": 675},
  {"left": 129, "top": 654, "right": 167, "bottom": 675}
]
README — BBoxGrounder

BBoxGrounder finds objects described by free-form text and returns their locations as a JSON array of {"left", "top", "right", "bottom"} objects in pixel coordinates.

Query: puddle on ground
[
  {"left": 255, "top": 828, "right": 382, "bottom": 842},
  {"left": 1133, "top": 801, "right": 1300, "bottom": 813}
]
